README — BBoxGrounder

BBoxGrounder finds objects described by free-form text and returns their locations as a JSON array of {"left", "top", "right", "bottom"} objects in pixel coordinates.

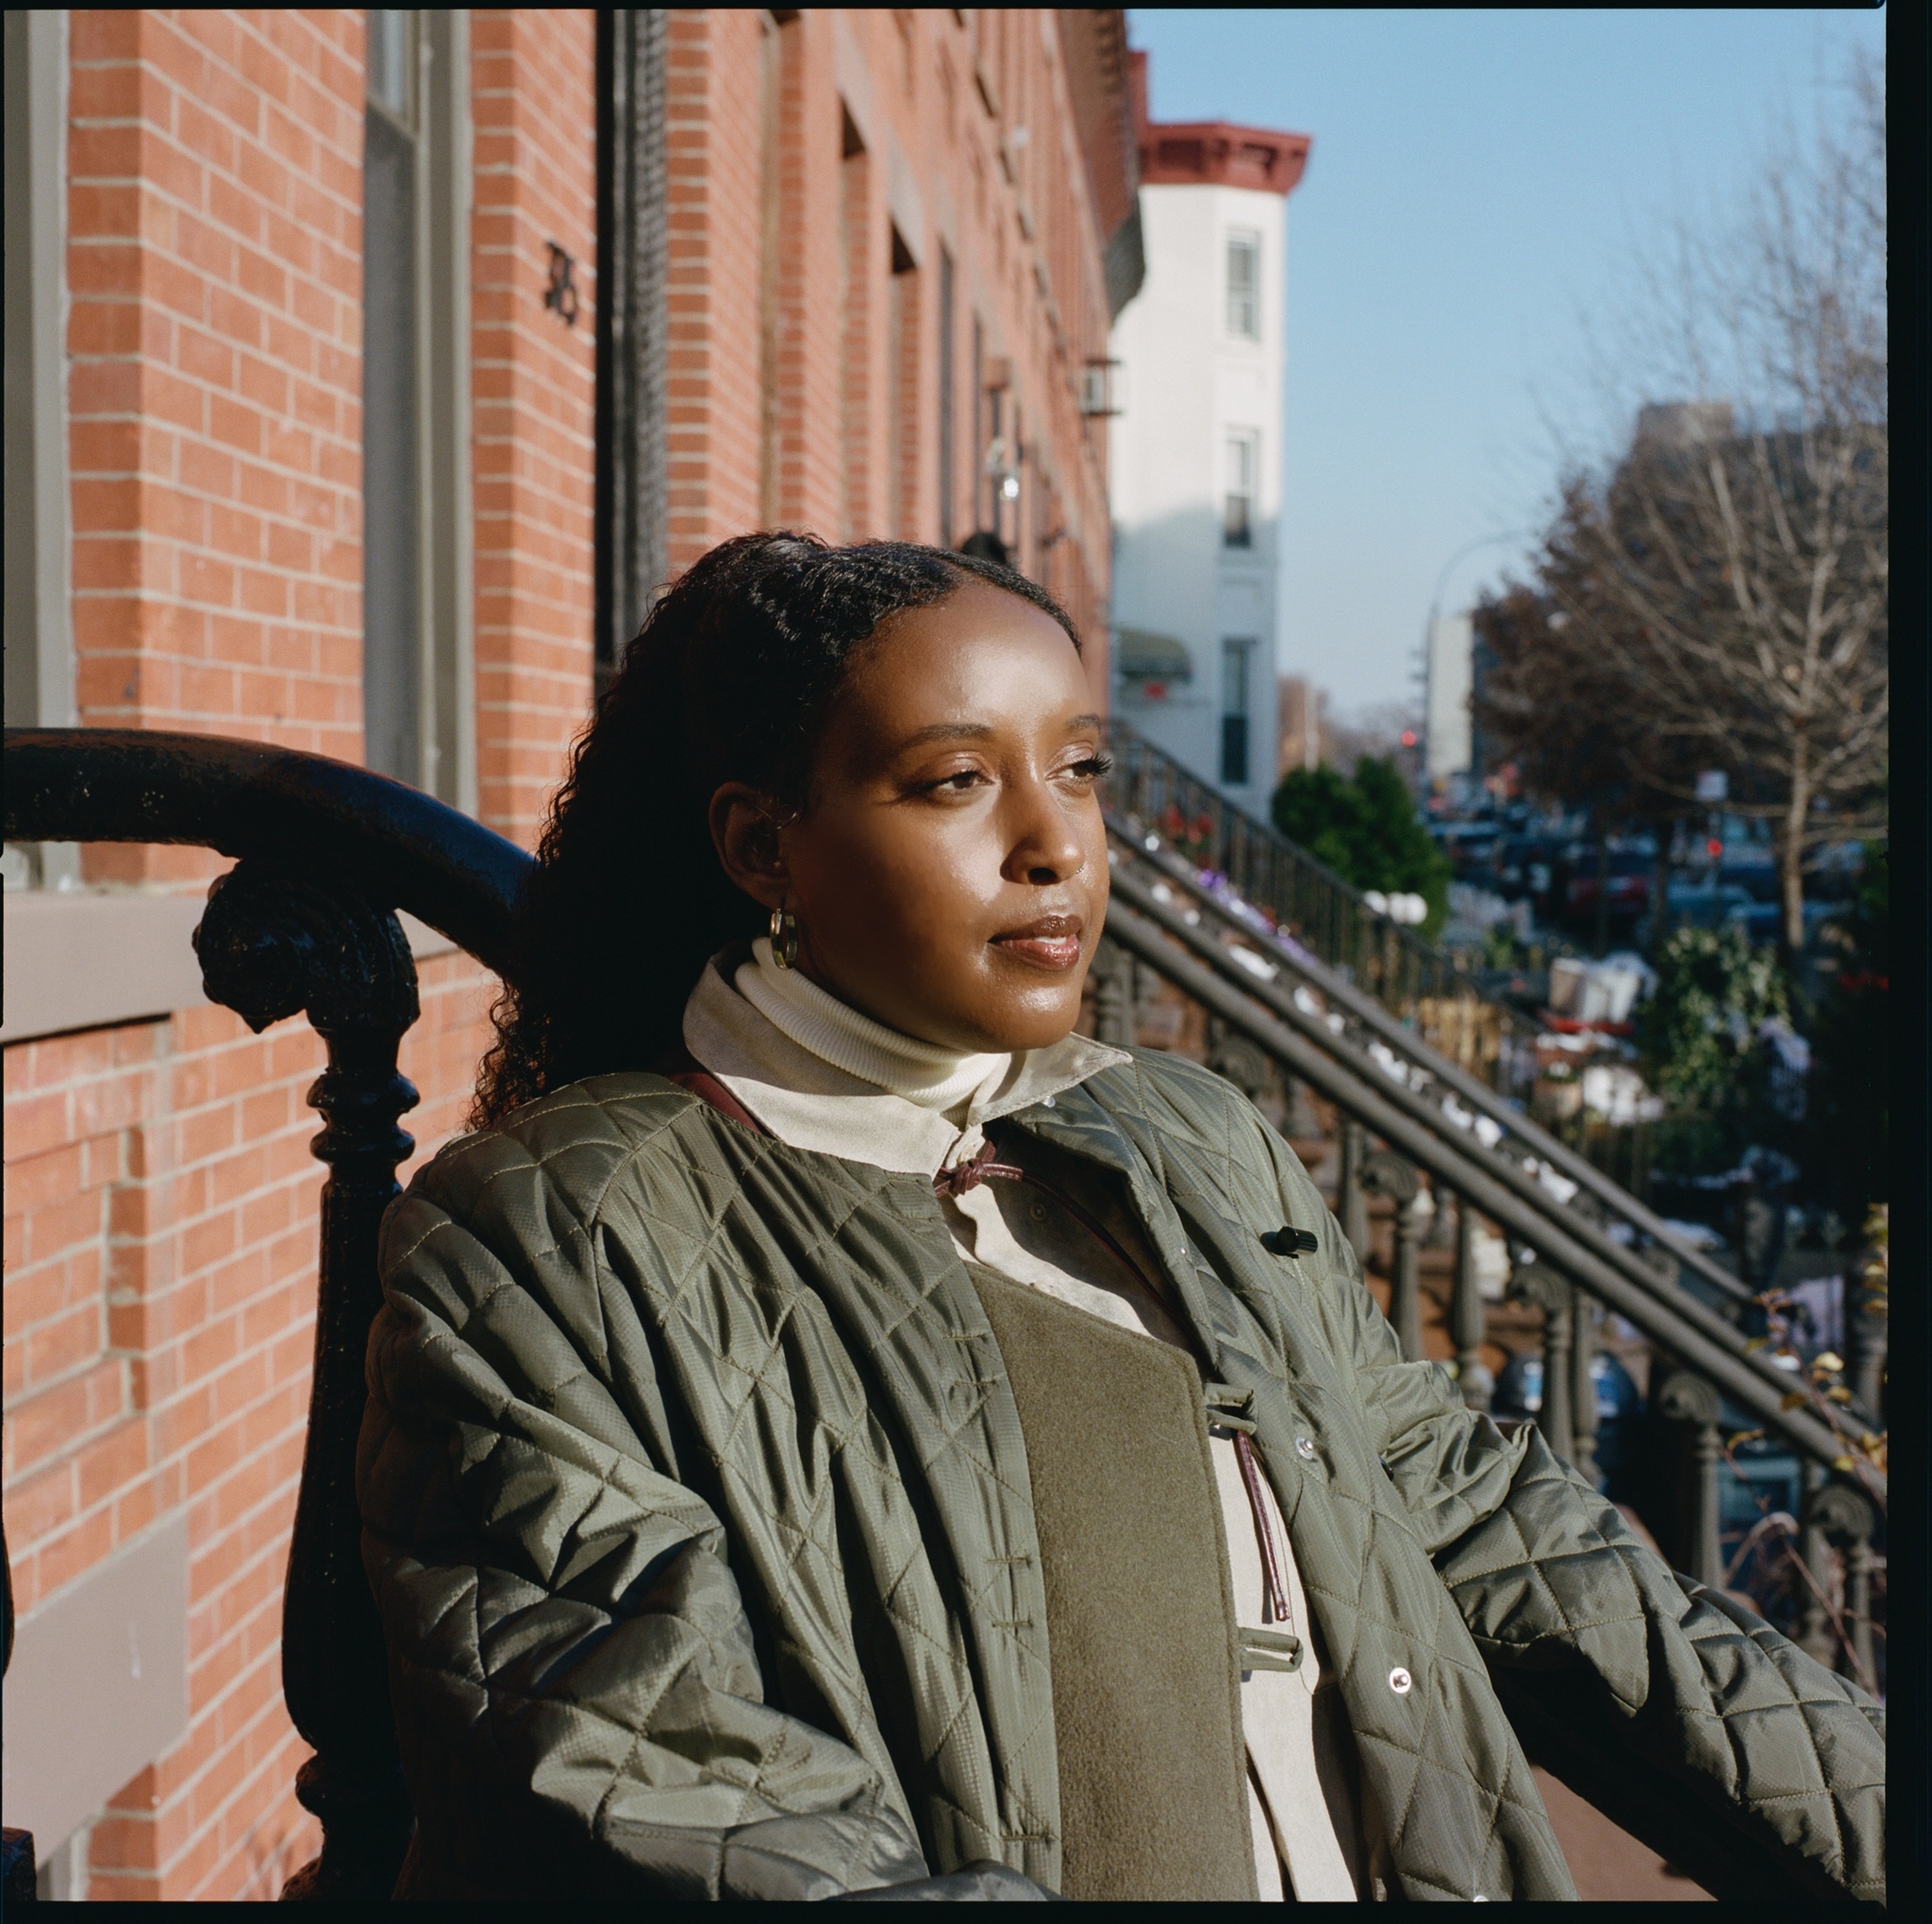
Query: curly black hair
[{"left": 473, "top": 532, "right": 1079, "bottom": 1124}]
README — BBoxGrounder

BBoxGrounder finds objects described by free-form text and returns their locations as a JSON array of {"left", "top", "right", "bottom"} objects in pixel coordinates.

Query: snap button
[
  {"left": 1388, "top": 1667, "right": 1412, "bottom": 1695},
  {"left": 1041, "top": 1094, "right": 1056, "bottom": 1108},
  {"left": 1295, "top": 1435, "right": 1317, "bottom": 1461}
]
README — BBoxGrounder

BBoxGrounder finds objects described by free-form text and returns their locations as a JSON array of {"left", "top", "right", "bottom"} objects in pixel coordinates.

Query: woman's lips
[{"left": 991, "top": 916, "right": 1085, "bottom": 971}]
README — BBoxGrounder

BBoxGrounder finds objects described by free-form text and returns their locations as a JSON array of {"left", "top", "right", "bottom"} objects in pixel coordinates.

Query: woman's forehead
[{"left": 835, "top": 596, "right": 1091, "bottom": 746}]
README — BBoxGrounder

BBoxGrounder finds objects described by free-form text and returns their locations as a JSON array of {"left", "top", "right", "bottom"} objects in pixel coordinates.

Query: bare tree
[{"left": 1513, "top": 50, "right": 1886, "bottom": 954}]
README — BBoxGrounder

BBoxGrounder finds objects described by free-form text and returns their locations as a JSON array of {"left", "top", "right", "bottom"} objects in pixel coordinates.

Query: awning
[{"left": 1116, "top": 626, "right": 1193, "bottom": 681}]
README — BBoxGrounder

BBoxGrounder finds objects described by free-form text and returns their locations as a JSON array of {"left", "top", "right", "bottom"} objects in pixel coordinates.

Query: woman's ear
[{"left": 709, "top": 783, "right": 791, "bottom": 911}]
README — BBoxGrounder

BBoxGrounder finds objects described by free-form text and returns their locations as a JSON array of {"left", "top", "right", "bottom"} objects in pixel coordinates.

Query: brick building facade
[{"left": 2, "top": 9, "right": 1139, "bottom": 1899}]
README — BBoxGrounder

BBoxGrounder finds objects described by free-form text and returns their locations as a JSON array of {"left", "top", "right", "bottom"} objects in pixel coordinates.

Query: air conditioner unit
[{"left": 1078, "top": 359, "right": 1123, "bottom": 417}]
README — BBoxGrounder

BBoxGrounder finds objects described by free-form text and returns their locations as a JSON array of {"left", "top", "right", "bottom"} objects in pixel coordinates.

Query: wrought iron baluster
[
  {"left": 1569, "top": 1285, "right": 1601, "bottom": 1487},
  {"left": 1362, "top": 1151, "right": 1424, "bottom": 1362},
  {"left": 1448, "top": 1190, "right": 1493, "bottom": 1411},
  {"left": 1808, "top": 1484, "right": 1877, "bottom": 1689},
  {"left": 1795, "top": 1459, "right": 1834, "bottom": 1664},
  {"left": 1656, "top": 1370, "right": 1724, "bottom": 1589},
  {"left": 1511, "top": 1265, "right": 1574, "bottom": 1464},
  {"left": 1337, "top": 1118, "right": 1369, "bottom": 1265},
  {"left": 194, "top": 860, "right": 421, "bottom": 1899}
]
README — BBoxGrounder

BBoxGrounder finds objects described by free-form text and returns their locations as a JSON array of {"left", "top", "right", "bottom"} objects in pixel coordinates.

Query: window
[
  {"left": 362, "top": 10, "right": 475, "bottom": 807},
  {"left": 1224, "top": 431, "right": 1257, "bottom": 549},
  {"left": 1221, "top": 638, "right": 1255, "bottom": 787},
  {"left": 839, "top": 107, "right": 870, "bottom": 541},
  {"left": 938, "top": 247, "right": 955, "bottom": 546},
  {"left": 3, "top": 8, "right": 78, "bottom": 888},
  {"left": 1225, "top": 229, "right": 1259, "bottom": 340},
  {"left": 888, "top": 224, "right": 919, "bottom": 539}
]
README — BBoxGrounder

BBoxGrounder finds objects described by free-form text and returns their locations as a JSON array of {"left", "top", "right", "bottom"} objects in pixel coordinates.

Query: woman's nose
[{"left": 1005, "top": 780, "right": 1087, "bottom": 884}]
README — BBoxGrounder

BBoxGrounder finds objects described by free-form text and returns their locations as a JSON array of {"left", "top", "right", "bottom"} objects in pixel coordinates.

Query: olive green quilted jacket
[{"left": 358, "top": 1051, "right": 1885, "bottom": 1902}]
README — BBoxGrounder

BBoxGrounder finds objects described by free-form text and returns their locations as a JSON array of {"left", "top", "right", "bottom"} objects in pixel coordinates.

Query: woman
[{"left": 359, "top": 535, "right": 1883, "bottom": 1902}]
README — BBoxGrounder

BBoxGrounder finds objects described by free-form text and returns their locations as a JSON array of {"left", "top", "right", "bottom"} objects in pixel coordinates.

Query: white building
[
  {"left": 1108, "top": 58, "right": 1309, "bottom": 818},
  {"left": 1424, "top": 610, "right": 1475, "bottom": 785}
]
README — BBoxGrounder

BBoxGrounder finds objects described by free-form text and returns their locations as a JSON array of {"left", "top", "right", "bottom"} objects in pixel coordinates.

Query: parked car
[
  {"left": 1657, "top": 879, "right": 1757, "bottom": 931},
  {"left": 1433, "top": 821, "right": 1503, "bottom": 884},
  {"left": 1723, "top": 897, "right": 1837, "bottom": 944},
  {"left": 1490, "top": 835, "right": 1563, "bottom": 907},
  {"left": 1560, "top": 845, "right": 1654, "bottom": 927}
]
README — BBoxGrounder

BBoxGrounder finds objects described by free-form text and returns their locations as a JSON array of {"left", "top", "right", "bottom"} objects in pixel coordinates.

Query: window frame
[
  {"left": 1223, "top": 428, "right": 1257, "bottom": 550},
  {"left": 3, "top": 8, "right": 79, "bottom": 890},
  {"left": 1224, "top": 227, "right": 1260, "bottom": 342},
  {"left": 361, "top": 8, "right": 475, "bottom": 812},
  {"left": 1220, "top": 636, "right": 1256, "bottom": 787}
]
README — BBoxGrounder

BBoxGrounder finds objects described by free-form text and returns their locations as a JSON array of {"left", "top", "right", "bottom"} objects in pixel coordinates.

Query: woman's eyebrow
[
  {"left": 897, "top": 722, "right": 996, "bottom": 748},
  {"left": 894, "top": 713, "right": 1105, "bottom": 752}
]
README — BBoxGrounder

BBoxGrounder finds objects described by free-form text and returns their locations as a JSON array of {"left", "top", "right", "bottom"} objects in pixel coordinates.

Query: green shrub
[
  {"left": 1636, "top": 924, "right": 1790, "bottom": 1173},
  {"left": 1271, "top": 755, "right": 1450, "bottom": 936}
]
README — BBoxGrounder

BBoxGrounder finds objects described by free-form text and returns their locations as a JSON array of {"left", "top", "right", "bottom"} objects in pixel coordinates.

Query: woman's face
[{"left": 712, "top": 580, "right": 1110, "bottom": 1054}]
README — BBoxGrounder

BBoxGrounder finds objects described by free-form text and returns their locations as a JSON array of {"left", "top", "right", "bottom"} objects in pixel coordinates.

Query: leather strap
[{"left": 656, "top": 1050, "right": 772, "bottom": 1137}]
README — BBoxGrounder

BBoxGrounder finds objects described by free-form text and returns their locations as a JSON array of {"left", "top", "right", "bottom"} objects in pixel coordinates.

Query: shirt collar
[{"left": 681, "top": 946, "right": 1131, "bottom": 1178}]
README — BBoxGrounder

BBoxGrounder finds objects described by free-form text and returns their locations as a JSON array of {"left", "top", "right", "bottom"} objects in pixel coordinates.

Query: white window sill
[{"left": 1, "top": 887, "right": 459, "bottom": 1046}]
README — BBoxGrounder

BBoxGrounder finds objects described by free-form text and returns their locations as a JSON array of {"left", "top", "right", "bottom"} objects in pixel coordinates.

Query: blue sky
[{"left": 1125, "top": 7, "right": 1887, "bottom": 717}]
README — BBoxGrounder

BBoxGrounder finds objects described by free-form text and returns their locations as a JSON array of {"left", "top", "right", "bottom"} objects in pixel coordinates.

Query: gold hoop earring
[{"left": 769, "top": 905, "right": 800, "bottom": 970}]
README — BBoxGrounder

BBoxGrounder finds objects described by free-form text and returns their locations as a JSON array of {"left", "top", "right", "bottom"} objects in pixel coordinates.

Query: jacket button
[
  {"left": 1041, "top": 1094, "right": 1056, "bottom": 1108},
  {"left": 1388, "top": 1667, "right": 1412, "bottom": 1695},
  {"left": 1295, "top": 1435, "right": 1317, "bottom": 1461}
]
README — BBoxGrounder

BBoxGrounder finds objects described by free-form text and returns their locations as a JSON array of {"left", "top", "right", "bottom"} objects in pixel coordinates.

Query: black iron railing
[{"left": 1100, "top": 720, "right": 1541, "bottom": 1092}]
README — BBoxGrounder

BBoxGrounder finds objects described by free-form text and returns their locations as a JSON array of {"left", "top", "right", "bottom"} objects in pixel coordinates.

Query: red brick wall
[
  {"left": 3, "top": 9, "right": 597, "bottom": 1899},
  {"left": 664, "top": 9, "right": 769, "bottom": 572},
  {"left": 471, "top": 8, "right": 599, "bottom": 851},
  {"left": 5, "top": 1006, "right": 332, "bottom": 1899},
  {"left": 66, "top": 9, "right": 366, "bottom": 894},
  {"left": 655, "top": 8, "right": 1114, "bottom": 686},
  {"left": 4, "top": 10, "right": 1118, "bottom": 1901}
]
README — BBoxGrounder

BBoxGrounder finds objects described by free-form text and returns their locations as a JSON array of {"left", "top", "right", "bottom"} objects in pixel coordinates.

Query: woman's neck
[{"left": 734, "top": 937, "right": 1008, "bottom": 1116}]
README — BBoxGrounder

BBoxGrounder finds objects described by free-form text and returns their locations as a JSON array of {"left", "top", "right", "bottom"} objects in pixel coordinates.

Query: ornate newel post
[
  {"left": 1511, "top": 1265, "right": 1574, "bottom": 1465},
  {"left": 1656, "top": 1370, "right": 1724, "bottom": 1590},
  {"left": 1808, "top": 1483, "right": 1878, "bottom": 1690},
  {"left": 1448, "top": 1191, "right": 1493, "bottom": 1412},
  {"left": 1362, "top": 1151, "right": 1424, "bottom": 1362},
  {"left": 1794, "top": 1460, "right": 1835, "bottom": 1664},
  {"left": 195, "top": 861, "right": 421, "bottom": 1899}
]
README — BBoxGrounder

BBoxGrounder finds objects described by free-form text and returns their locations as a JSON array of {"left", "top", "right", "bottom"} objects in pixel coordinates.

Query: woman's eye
[
  {"left": 1061, "top": 752, "right": 1114, "bottom": 782},
  {"left": 923, "top": 769, "right": 987, "bottom": 794}
]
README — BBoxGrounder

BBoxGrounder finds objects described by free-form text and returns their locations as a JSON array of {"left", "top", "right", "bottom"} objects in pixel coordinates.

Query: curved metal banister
[
  {"left": 1100, "top": 719, "right": 1541, "bottom": 1073},
  {"left": 1108, "top": 820, "right": 1762, "bottom": 1308},
  {"left": 1109, "top": 825, "right": 1887, "bottom": 1440},
  {"left": 1104, "top": 857, "right": 1883, "bottom": 1484},
  {"left": 3, "top": 729, "right": 533, "bottom": 974},
  {"left": 1101, "top": 893, "right": 1877, "bottom": 1492}
]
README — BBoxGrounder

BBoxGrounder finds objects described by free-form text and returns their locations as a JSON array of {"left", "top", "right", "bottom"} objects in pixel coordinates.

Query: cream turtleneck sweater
[{"left": 682, "top": 942, "right": 1364, "bottom": 1903}]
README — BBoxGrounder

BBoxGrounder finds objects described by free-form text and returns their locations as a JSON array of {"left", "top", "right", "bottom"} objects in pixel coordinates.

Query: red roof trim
[
  {"left": 1139, "top": 122, "right": 1310, "bottom": 196},
  {"left": 1126, "top": 50, "right": 1309, "bottom": 197}
]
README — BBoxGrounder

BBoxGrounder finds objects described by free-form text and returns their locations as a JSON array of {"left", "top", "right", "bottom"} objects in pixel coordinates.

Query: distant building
[
  {"left": 1276, "top": 674, "right": 1324, "bottom": 781},
  {"left": 1107, "top": 52, "right": 1309, "bottom": 815},
  {"left": 1424, "top": 611, "right": 1475, "bottom": 786}
]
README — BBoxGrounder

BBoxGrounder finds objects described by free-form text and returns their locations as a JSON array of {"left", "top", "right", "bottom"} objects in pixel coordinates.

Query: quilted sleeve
[
  {"left": 357, "top": 1179, "right": 933, "bottom": 1901},
  {"left": 1307, "top": 1192, "right": 1886, "bottom": 1905}
]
